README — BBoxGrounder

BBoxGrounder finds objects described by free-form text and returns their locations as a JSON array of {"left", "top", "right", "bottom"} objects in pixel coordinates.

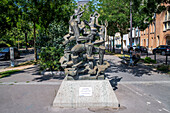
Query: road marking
[
  {"left": 162, "top": 108, "right": 170, "bottom": 113},
  {"left": 147, "top": 102, "right": 151, "bottom": 105},
  {"left": 119, "top": 81, "right": 170, "bottom": 84},
  {"left": 156, "top": 100, "right": 162, "bottom": 104},
  {"left": 135, "top": 91, "right": 143, "bottom": 96},
  {"left": 122, "top": 84, "right": 143, "bottom": 96},
  {"left": 0, "top": 81, "right": 62, "bottom": 85},
  {"left": 159, "top": 109, "right": 162, "bottom": 111}
]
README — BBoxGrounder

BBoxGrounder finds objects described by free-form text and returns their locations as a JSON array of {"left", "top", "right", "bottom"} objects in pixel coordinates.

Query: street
[
  {"left": 0, "top": 53, "right": 34, "bottom": 69},
  {"left": 140, "top": 52, "right": 170, "bottom": 65},
  {"left": 0, "top": 55, "right": 169, "bottom": 113}
]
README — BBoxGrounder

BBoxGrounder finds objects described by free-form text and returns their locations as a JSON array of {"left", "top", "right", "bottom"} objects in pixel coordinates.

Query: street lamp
[
  {"left": 129, "top": 0, "right": 133, "bottom": 66},
  {"left": 130, "top": 0, "right": 132, "bottom": 47}
]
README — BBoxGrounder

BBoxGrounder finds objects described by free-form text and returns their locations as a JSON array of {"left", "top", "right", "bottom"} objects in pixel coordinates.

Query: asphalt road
[
  {"left": 0, "top": 55, "right": 169, "bottom": 113},
  {"left": 0, "top": 53, "right": 34, "bottom": 69}
]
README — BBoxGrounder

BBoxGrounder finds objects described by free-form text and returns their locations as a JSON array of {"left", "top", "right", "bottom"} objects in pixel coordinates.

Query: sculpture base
[
  {"left": 67, "top": 74, "right": 105, "bottom": 80},
  {"left": 53, "top": 78, "right": 119, "bottom": 108}
]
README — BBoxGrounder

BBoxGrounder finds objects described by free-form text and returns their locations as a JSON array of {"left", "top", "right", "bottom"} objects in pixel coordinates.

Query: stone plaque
[{"left": 79, "top": 87, "right": 92, "bottom": 96}]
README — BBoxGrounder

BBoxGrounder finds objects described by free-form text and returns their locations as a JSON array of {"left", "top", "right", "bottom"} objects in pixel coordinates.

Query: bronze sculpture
[{"left": 60, "top": 7, "right": 110, "bottom": 80}]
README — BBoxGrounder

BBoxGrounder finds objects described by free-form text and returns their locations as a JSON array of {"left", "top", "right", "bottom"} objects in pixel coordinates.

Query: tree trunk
[
  {"left": 107, "top": 36, "right": 109, "bottom": 51},
  {"left": 25, "top": 32, "right": 28, "bottom": 51},
  {"left": 34, "top": 22, "right": 37, "bottom": 61},
  {"left": 138, "top": 29, "right": 140, "bottom": 46},
  {"left": 112, "top": 36, "right": 115, "bottom": 53},
  {"left": 148, "top": 26, "right": 150, "bottom": 51},
  {"left": 18, "top": 37, "right": 19, "bottom": 49},
  {"left": 110, "top": 40, "right": 112, "bottom": 52},
  {"left": 121, "top": 32, "right": 123, "bottom": 54}
]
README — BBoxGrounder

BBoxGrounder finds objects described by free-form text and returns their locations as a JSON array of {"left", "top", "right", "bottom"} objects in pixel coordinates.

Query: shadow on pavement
[
  {"left": 106, "top": 75, "right": 122, "bottom": 90},
  {"left": 33, "top": 74, "right": 65, "bottom": 82},
  {"left": 106, "top": 60, "right": 157, "bottom": 77}
]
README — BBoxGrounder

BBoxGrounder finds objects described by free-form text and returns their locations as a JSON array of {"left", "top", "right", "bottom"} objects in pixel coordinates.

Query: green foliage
[
  {"left": 105, "top": 50, "right": 113, "bottom": 54},
  {"left": 136, "top": 43, "right": 140, "bottom": 47},
  {"left": 133, "top": 0, "right": 167, "bottom": 30},
  {"left": 144, "top": 57, "right": 156, "bottom": 64},
  {"left": 80, "top": 0, "right": 98, "bottom": 21},
  {"left": 39, "top": 47, "right": 63, "bottom": 71},
  {"left": 157, "top": 65, "right": 170, "bottom": 73},
  {"left": 0, "top": 41, "right": 10, "bottom": 47},
  {"left": 0, "top": 70, "right": 20, "bottom": 78},
  {"left": 0, "top": 0, "right": 19, "bottom": 37},
  {"left": 38, "top": 21, "right": 66, "bottom": 71},
  {"left": 0, "top": 0, "right": 75, "bottom": 49}
]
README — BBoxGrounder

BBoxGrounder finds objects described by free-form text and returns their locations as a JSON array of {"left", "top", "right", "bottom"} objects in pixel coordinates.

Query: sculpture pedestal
[
  {"left": 53, "top": 78, "right": 119, "bottom": 108},
  {"left": 67, "top": 74, "right": 105, "bottom": 80}
]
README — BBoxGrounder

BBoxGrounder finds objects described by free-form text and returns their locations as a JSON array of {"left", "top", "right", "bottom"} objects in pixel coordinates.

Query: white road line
[
  {"left": 119, "top": 81, "right": 170, "bottom": 84},
  {"left": 122, "top": 84, "right": 143, "bottom": 96},
  {"left": 156, "top": 100, "right": 162, "bottom": 104},
  {"left": 162, "top": 108, "right": 170, "bottom": 113},
  {"left": 159, "top": 109, "right": 162, "bottom": 111},
  {"left": 0, "top": 81, "right": 62, "bottom": 85},
  {"left": 147, "top": 102, "right": 151, "bottom": 105}
]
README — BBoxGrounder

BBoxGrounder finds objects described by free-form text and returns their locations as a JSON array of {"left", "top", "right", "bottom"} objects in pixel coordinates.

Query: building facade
[
  {"left": 77, "top": 0, "right": 90, "bottom": 7},
  {"left": 122, "top": 27, "right": 140, "bottom": 50},
  {"left": 140, "top": 4, "right": 170, "bottom": 51}
]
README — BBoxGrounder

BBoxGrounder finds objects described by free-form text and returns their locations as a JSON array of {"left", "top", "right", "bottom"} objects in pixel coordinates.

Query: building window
[
  {"left": 168, "top": 10, "right": 170, "bottom": 20},
  {"left": 165, "top": 23, "right": 167, "bottom": 30},
  {"left": 165, "top": 13, "right": 167, "bottom": 21},
  {"left": 163, "top": 8, "right": 170, "bottom": 31},
  {"left": 146, "top": 39, "right": 148, "bottom": 46}
]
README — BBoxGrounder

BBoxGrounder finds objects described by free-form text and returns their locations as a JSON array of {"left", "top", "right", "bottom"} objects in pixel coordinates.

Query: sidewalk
[
  {"left": 0, "top": 55, "right": 169, "bottom": 113},
  {"left": 0, "top": 64, "right": 34, "bottom": 73}
]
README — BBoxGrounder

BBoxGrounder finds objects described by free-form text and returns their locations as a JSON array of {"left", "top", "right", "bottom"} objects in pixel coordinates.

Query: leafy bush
[
  {"left": 105, "top": 50, "right": 114, "bottom": 54},
  {"left": 144, "top": 57, "right": 156, "bottom": 64},
  {"left": 157, "top": 65, "right": 170, "bottom": 73},
  {"left": 38, "top": 21, "right": 67, "bottom": 71},
  {"left": 39, "top": 47, "right": 63, "bottom": 71}
]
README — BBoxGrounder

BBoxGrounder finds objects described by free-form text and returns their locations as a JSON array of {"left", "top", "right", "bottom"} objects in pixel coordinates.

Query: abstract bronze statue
[{"left": 60, "top": 7, "right": 110, "bottom": 80}]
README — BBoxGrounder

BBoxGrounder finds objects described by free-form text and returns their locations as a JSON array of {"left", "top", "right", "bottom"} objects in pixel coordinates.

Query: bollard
[
  {"left": 10, "top": 47, "right": 15, "bottom": 67},
  {"left": 129, "top": 50, "right": 133, "bottom": 66},
  {"left": 166, "top": 54, "right": 168, "bottom": 65},
  {"left": 154, "top": 52, "right": 156, "bottom": 61}
]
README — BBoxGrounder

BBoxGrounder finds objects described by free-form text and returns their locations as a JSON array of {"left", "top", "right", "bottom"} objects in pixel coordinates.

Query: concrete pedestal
[{"left": 53, "top": 78, "right": 119, "bottom": 108}]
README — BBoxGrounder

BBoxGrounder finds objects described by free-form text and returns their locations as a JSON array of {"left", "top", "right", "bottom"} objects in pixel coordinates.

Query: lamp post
[
  {"left": 129, "top": 0, "right": 133, "bottom": 66},
  {"left": 130, "top": 0, "right": 132, "bottom": 48}
]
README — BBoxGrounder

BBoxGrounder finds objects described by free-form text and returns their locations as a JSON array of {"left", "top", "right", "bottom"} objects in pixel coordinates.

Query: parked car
[
  {"left": 127, "top": 45, "right": 137, "bottom": 53},
  {"left": 0, "top": 47, "right": 20, "bottom": 60},
  {"left": 152, "top": 45, "right": 170, "bottom": 55},
  {"left": 135, "top": 46, "right": 148, "bottom": 53}
]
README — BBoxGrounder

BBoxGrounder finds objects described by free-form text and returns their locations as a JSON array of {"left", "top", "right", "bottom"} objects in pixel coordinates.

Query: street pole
[
  {"left": 130, "top": 0, "right": 132, "bottom": 48},
  {"left": 129, "top": 0, "right": 133, "bottom": 66}
]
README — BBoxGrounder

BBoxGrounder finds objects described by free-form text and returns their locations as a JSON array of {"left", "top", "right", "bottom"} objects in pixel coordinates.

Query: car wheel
[{"left": 161, "top": 51, "right": 165, "bottom": 55}]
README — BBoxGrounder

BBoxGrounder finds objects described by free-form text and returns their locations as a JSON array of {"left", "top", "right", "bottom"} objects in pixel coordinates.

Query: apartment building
[{"left": 140, "top": 4, "right": 170, "bottom": 51}]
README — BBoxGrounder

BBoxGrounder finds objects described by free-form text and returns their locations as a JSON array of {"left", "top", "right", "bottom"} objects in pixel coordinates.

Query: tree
[
  {"left": 0, "top": 0, "right": 19, "bottom": 41},
  {"left": 98, "top": 0, "right": 130, "bottom": 53},
  {"left": 15, "top": 0, "right": 75, "bottom": 61},
  {"left": 133, "top": 0, "right": 168, "bottom": 30}
]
